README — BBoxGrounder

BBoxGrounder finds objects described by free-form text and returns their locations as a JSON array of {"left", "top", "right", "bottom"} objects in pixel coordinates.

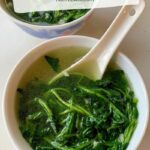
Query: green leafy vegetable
[
  {"left": 45, "top": 56, "right": 61, "bottom": 72},
  {"left": 5, "top": 0, "right": 89, "bottom": 25},
  {"left": 17, "top": 70, "right": 138, "bottom": 150}
]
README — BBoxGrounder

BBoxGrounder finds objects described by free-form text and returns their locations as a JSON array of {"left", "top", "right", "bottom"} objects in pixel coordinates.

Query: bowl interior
[
  {"left": 0, "top": 0, "right": 10, "bottom": 14},
  {"left": 3, "top": 36, "right": 149, "bottom": 150}
]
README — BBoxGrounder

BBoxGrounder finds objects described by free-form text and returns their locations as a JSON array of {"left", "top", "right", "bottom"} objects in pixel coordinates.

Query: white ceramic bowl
[
  {"left": 2, "top": 35, "right": 149, "bottom": 150},
  {"left": 0, "top": 0, "right": 93, "bottom": 38}
]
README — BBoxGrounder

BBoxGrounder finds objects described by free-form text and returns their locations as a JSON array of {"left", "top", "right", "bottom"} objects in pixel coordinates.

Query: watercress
[{"left": 17, "top": 70, "right": 138, "bottom": 150}]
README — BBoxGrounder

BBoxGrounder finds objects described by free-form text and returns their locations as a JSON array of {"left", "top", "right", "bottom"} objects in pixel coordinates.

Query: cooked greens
[
  {"left": 17, "top": 68, "right": 138, "bottom": 150},
  {"left": 5, "top": 0, "right": 88, "bottom": 25},
  {"left": 45, "top": 56, "right": 61, "bottom": 73}
]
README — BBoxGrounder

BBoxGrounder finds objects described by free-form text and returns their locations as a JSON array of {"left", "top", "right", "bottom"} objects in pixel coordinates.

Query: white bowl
[
  {"left": 2, "top": 35, "right": 149, "bottom": 150},
  {"left": 0, "top": 0, "right": 93, "bottom": 38}
]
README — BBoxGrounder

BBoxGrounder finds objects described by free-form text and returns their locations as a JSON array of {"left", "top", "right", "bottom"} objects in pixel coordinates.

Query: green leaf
[{"left": 45, "top": 56, "right": 61, "bottom": 72}]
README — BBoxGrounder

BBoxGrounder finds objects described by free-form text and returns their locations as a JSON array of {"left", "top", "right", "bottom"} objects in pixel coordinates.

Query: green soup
[{"left": 17, "top": 47, "right": 138, "bottom": 150}]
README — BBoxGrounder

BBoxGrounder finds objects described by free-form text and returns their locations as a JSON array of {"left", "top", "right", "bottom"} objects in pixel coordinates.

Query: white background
[{"left": 0, "top": 0, "right": 150, "bottom": 149}]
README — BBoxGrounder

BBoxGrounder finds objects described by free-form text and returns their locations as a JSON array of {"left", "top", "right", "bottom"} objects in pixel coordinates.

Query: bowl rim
[
  {"left": 2, "top": 35, "right": 149, "bottom": 150},
  {"left": 0, "top": 1, "right": 94, "bottom": 29}
]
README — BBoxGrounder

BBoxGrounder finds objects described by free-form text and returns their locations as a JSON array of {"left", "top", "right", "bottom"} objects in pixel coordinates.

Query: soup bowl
[
  {"left": 0, "top": 0, "right": 93, "bottom": 38},
  {"left": 2, "top": 35, "right": 149, "bottom": 150}
]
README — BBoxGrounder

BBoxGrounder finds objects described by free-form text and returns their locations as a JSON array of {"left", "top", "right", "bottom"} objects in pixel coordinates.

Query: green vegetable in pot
[{"left": 17, "top": 66, "right": 138, "bottom": 150}]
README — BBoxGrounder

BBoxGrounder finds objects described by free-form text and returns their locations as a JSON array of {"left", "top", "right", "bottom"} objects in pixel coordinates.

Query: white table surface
[{"left": 0, "top": 1, "right": 150, "bottom": 150}]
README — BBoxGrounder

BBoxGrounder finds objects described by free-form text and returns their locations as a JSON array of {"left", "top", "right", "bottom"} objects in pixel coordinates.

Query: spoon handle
[{"left": 88, "top": 0, "right": 145, "bottom": 77}]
